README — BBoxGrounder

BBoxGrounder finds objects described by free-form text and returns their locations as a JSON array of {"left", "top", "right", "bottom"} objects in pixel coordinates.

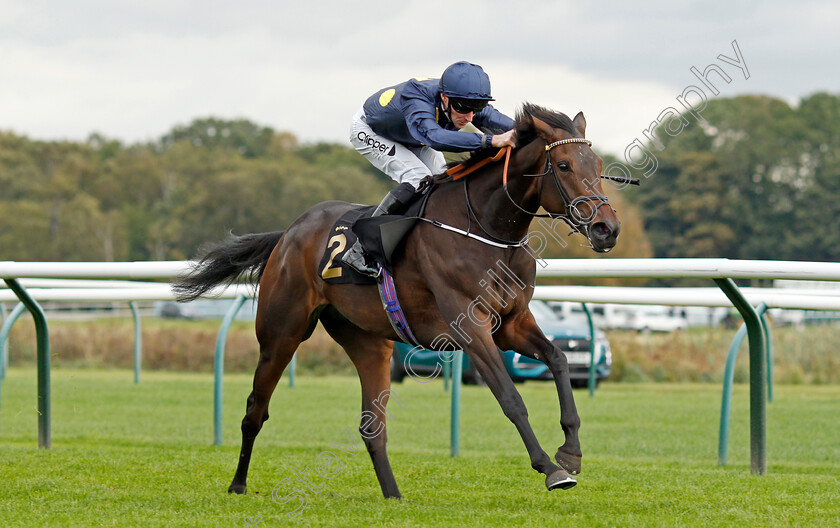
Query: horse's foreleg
[
  {"left": 496, "top": 314, "right": 582, "bottom": 475},
  {"left": 320, "top": 310, "right": 402, "bottom": 499},
  {"left": 351, "top": 348, "right": 402, "bottom": 499},
  {"left": 439, "top": 300, "right": 575, "bottom": 490}
]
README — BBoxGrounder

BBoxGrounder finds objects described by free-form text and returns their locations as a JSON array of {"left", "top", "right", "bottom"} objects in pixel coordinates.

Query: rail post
[
  {"left": 1, "top": 302, "right": 26, "bottom": 381},
  {"left": 288, "top": 354, "right": 296, "bottom": 388},
  {"left": 443, "top": 358, "right": 451, "bottom": 392},
  {"left": 581, "top": 303, "right": 597, "bottom": 397},
  {"left": 3, "top": 279, "right": 51, "bottom": 448},
  {"left": 450, "top": 349, "right": 464, "bottom": 457},
  {"left": 718, "top": 302, "right": 770, "bottom": 466},
  {"left": 129, "top": 301, "right": 142, "bottom": 384},
  {"left": 761, "top": 310, "right": 773, "bottom": 402},
  {"left": 1, "top": 302, "right": 7, "bottom": 379},
  {"left": 713, "top": 278, "right": 766, "bottom": 474},
  {"left": 214, "top": 294, "right": 247, "bottom": 446}
]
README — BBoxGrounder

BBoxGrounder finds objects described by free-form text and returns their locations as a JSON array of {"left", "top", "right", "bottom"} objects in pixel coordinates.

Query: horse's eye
[{"left": 556, "top": 161, "right": 571, "bottom": 172}]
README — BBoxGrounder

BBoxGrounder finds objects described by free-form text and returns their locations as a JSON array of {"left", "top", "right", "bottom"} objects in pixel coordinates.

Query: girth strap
[{"left": 377, "top": 265, "right": 422, "bottom": 348}]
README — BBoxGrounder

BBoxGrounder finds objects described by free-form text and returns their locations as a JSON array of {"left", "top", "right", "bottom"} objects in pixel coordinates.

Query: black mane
[
  {"left": 437, "top": 102, "right": 579, "bottom": 181},
  {"left": 514, "top": 102, "right": 579, "bottom": 146}
]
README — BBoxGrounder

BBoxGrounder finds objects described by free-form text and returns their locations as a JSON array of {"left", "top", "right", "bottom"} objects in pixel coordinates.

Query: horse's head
[{"left": 517, "top": 104, "right": 621, "bottom": 253}]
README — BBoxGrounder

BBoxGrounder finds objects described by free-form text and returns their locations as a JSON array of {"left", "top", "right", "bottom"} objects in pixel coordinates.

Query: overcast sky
[{"left": 1, "top": 0, "right": 837, "bottom": 157}]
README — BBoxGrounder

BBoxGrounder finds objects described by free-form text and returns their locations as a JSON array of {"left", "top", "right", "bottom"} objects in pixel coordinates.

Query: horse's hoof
[
  {"left": 546, "top": 469, "right": 577, "bottom": 491},
  {"left": 228, "top": 483, "right": 247, "bottom": 495},
  {"left": 555, "top": 448, "right": 582, "bottom": 475}
]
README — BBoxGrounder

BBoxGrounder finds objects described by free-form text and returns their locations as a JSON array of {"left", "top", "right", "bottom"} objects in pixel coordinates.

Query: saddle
[
  {"left": 318, "top": 191, "right": 430, "bottom": 285},
  {"left": 316, "top": 158, "right": 498, "bottom": 346}
]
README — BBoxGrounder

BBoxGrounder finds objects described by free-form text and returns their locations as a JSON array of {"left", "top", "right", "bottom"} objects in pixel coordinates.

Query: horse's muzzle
[{"left": 589, "top": 220, "right": 620, "bottom": 252}]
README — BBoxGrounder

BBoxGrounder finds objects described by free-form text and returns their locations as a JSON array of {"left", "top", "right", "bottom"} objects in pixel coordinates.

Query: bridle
[
  {"left": 505, "top": 138, "right": 605, "bottom": 231},
  {"left": 502, "top": 138, "right": 638, "bottom": 238},
  {"left": 442, "top": 137, "right": 639, "bottom": 248}
]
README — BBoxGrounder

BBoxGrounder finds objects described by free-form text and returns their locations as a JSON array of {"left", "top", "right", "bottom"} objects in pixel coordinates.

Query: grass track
[{"left": 1, "top": 369, "right": 839, "bottom": 527}]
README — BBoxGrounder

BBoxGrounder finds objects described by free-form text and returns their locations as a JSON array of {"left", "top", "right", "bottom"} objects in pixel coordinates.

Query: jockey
[{"left": 343, "top": 61, "right": 517, "bottom": 277}]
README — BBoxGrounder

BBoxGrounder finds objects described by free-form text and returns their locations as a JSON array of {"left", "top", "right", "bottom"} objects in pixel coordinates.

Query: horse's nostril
[
  {"left": 592, "top": 221, "right": 620, "bottom": 241},
  {"left": 592, "top": 222, "right": 610, "bottom": 239}
]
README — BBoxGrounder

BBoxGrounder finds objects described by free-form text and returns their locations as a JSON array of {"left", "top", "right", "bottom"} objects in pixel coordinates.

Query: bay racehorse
[{"left": 173, "top": 103, "right": 622, "bottom": 498}]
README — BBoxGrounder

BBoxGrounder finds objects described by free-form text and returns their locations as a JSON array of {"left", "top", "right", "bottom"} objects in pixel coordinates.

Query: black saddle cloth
[{"left": 317, "top": 194, "right": 428, "bottom": 285}]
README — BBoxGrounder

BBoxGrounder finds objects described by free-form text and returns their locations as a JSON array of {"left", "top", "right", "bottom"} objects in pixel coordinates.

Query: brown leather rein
[
  {"left": 446, "top": 146, "right": 512, "bottom": 181},
  {"left": 444, "top": 139, "right": 639, "bottom": 237},
  {"left": 445, "top": 143, "right": 639, "bottom": 188}
]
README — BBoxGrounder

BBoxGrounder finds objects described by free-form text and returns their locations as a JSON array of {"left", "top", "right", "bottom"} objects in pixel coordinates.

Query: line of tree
[
  {"left": 623, "top": 92, "right": 840, "bottom": 263},
  {"left": 0, "top": 117, "right": 654, "bottom": 264},
  {"left": 0, "top": 119, "right": 393, "bottom": 261},
  {"left": 3, "top": 93, "right": 834, "bottom": 266}
]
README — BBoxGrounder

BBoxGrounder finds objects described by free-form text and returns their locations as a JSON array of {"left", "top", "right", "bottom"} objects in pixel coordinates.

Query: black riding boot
[{"left": 341, "top": 183, "right": 418, "bottom": 277}]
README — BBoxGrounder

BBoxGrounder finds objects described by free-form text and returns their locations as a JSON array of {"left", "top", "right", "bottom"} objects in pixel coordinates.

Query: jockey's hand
[{"left": 492, "top": 129, "right": 516, "bottom": 148}]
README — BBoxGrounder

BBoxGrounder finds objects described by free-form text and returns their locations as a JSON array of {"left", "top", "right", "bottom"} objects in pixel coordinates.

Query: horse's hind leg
[
  {"left": 320, "top": 309, "right": 402, "bottom": 499},
  {"left": 228, "top": 281, "right": 319, "bottom": 494}
]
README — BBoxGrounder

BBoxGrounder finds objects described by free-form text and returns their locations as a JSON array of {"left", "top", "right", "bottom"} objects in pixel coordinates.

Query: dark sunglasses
[{"left": 449, "top": 98, "right": 488, "bottom": 114}]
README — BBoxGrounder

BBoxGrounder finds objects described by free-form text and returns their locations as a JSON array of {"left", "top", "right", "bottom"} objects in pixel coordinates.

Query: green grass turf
[{"left": 1, "top": 369, "right": 838, "bottom": 527}]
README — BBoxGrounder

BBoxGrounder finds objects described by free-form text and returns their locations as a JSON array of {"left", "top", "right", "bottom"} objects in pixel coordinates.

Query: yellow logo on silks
[{"left": 379, "top": 89, "right": 396, "bottom": 107}]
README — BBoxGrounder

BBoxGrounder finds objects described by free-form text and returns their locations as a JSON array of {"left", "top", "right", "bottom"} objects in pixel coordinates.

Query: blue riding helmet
[{"left": 439, "top": 61, "right": 495, "bottom": 101}]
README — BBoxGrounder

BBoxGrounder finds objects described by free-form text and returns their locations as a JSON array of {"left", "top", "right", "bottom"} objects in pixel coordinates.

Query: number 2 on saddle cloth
[{"left": 317, "top": 194, "right": 429, "bottom": 285}]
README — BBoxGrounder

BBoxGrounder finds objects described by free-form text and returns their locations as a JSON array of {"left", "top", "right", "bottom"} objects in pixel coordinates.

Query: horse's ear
[
  {"left": 573, "top": 112, "right": 587, "bottom": 136},
  {"left": 531, "top": 116, "right": 555, "bottom": 142}
]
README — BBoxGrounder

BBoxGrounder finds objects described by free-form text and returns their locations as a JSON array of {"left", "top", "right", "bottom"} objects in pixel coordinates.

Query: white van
[
  {"left": 547, "top": 302, "right": 629, "bottom": 329},
  {"left": 619, "top": 304, "right": 689, "bottom": 333},
  {"left": 548, "top": 302, "right": 688, "bottom": 332}
]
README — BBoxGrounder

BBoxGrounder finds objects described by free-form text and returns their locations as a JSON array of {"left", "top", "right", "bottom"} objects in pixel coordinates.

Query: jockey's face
[{"left": 441, "top": 94, "right": 475, "bottom": 130}]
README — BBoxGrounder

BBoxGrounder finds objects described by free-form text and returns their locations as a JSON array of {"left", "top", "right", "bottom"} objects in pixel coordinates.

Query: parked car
[{"left": 391, "top": 300, "right": 612, "bottom": 388}]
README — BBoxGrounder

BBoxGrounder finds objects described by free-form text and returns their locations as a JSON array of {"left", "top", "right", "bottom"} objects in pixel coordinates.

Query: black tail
[{"left": 172, "top": 231, "right": 284, "bottom": 302}]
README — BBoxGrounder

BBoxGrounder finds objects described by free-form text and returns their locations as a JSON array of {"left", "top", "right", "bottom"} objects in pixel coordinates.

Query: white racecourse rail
[
  {"left": 532, "top": 286, "right": 840, "bottom": 310},
  {"left": 0, "top": 261, "right": 190, "bottom": 280},
  {"left": 3, "top": 258, "right": 840, "bottom": 281},
  {"left": 3, "top": 258, "right": 840, "bottom": 307},
  {"left": 0, "top": 261, "right": 250, "bottom": 302},
  {"left": 535, "top": 258, "right": 840, "bottom": 281},
  {"left": 530, "top": 258, "right": 840, "bottom": 310},
  {"left": 3, "top": 258, "right": 840, "bottom": 472},
  {"left": 0, "top": 285, "right": 253, "bottom": 302}
]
